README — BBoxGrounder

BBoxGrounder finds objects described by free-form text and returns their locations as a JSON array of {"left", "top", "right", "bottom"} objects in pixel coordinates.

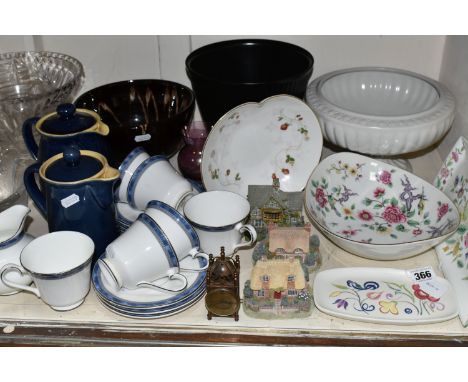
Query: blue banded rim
[
  {"left": 138, "top": 213, "right": 179, "bottom": 268},
  {"left": 187, "top": 179, "right": 205, "bottom": 194},
  {"left": 127, "top": 155, "right": 167, "bottom": 209},
  {"left": 97, "top": 282, "right": 205, "bottom": 313},
  {"left": 146, "top": 200, "right": 199, "bottom": 249},
  {"left": 97, "top": 289, "right": 205, "bottom": 318},
  {"left": 92, "top": 252, "right": 207, "bottom": 308},
  {"left": 188, "top": 220, "right": 240, "bottom": 232},
  {"left": 22, "top": 256, "right": 93, "bottom": 280},
  {"left": 118, "top": 147, "right": 147, "bottom": 174},
  {"left": 0, "top": 231, "right": 25, "bottom": 250}
]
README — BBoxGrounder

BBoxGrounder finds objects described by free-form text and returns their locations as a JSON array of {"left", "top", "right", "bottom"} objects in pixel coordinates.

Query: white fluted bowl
[
  {"left": 304, "top": 152, "right": 460, "bottom": 260},
  {"left": 306, "top": 67, "right": 455, "bottom": 156}
]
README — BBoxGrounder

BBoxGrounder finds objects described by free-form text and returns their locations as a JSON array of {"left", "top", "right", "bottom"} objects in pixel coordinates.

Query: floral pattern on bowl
[
  {"left": 201, "top": 95, "right": 323, "bottom": 198},
  {"left": 304, "top": 152, "right": 460, "bottom": 260},
  {"left": 313, "top": 267, "right": 458, "bottom": 324},
  {"left": 434, "top": 136, "right": 468, "bottom": 326},
  {"left": 330, "top": 280, "right": 444, "bottom": 316}
]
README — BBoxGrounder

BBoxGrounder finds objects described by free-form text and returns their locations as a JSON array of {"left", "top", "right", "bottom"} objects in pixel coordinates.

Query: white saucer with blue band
[
  {"left": 92, "top": 253, "right": 207, "bottom": 309},
  {"left": 96, "top": 290, "right": 205, "bottom": 319}
]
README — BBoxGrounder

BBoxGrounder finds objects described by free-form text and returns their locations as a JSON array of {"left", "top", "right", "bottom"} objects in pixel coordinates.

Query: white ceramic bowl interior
[
  {"left": 304, "top": 152, "right": 460, "bottom": 260},
  {"left": 320, "top": 70, "right": 439, "bottom": 117},
  {"left": 306, "top": 67, "right": 455, "bottom": 155}
]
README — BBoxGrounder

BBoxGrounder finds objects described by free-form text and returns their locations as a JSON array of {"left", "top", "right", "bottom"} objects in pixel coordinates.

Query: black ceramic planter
[{"left": 186, "top": 39, "right": 314, "bottom": 126}]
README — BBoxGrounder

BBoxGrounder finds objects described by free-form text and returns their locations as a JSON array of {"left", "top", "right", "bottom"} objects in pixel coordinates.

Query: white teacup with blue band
[
  {"left": 100, "top": 213, "right": 188, "bottom": 292},
  {"left": 183, "top": 191, "right": 257, "bottom": 255},
  {"left": 145, "top": 200, "right": 209, "bottom": 271},
  {"left": 117, "top": 147, "right": 150, "bottom": 204},
  {"left": 125, "top": 154, "right": 194, "bottom": 211},
  {"left": 0, "top": 231, "right": 94, "bottom": 311}
]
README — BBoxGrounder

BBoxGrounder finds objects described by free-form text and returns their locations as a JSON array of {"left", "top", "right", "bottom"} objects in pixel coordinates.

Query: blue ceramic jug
[
  {"left": 24, "top": 147, "right": 120, "bottom": 263},
  {"left": 22, "top": 103, "right": 110, "bottom": 163}
]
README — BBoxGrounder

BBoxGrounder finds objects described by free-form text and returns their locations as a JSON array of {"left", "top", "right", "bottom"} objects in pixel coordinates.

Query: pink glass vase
[{"left": 177, "top": 122, "right": 207, "bottom": 181}]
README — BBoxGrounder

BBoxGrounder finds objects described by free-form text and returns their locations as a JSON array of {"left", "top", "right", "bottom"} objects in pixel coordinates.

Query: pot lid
[
  {"left": 45, "top": 146, "right": 103, "bottom": 182},
  {"left": 40, "top": 104, "right": 97, "bottom": 135}
]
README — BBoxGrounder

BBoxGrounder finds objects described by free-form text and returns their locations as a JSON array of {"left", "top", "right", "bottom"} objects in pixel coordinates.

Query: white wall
[
  {"left": 438, "top": 36, "right": 468, "bottom": 159},
  {"left": 1, "top": 35, "right": 453, "bottom": 153},
  {"left": 190, "top": 36, "right": 446, "bottom": 79},
  {"left": 1, "top": 35, "right": 446, "bottom": 93}
]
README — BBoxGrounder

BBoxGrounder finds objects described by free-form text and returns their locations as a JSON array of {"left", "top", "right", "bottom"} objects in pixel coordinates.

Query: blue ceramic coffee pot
[
  {"left": 22, "top": 103, "right": 110, "bottom": 163},
  {"left": 24, "top": 147, "right": 120, "bottom": 263}
]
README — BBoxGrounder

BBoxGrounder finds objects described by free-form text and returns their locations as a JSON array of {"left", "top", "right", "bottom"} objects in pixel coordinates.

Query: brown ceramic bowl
[{"left": 74, "top": 79, "right": 195, "bottom": 166}]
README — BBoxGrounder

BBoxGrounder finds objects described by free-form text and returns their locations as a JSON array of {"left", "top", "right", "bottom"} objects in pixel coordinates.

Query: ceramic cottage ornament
[
  {"left": 247, "top": 177, "right": 305, "bottom": 241},
  {"left": 243, "top": 224, "right": 320, "bottom": 319},
  {"left": 251, "top": 224, "right": 321, "bottom": 273},
  {"left": 243, "top": 258, "right": 313, "bottom": 319}
]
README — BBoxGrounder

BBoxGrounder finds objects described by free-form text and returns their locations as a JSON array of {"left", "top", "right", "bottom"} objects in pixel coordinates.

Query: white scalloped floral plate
[
  {"left": 201, "top": 95, "right": 323, "bottom": 197},
  {"left": 434, "top": 136, "right": 468, "bottom": 326},
  {"left": 313, "top": 268, "right": 458, "bottom": 325}
]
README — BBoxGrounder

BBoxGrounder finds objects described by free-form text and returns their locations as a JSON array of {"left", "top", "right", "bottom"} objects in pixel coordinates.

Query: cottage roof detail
[
  {"left": 268, "top": 226, "right": 310, "bottom": 253},
  {"left": 247, "top": 185, "right": 303, "bottom": 212},
  {"left": 250, "top": 259, "right": 306, "bottom": 290}
]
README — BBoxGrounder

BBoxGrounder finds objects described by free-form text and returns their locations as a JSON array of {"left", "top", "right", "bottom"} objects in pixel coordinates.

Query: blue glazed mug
[
  {"left": 23, "top": 147, "right": 120, "bottom": 263},
  {"left": 22, "top": 103, "right": 110, "bottom": 163}
]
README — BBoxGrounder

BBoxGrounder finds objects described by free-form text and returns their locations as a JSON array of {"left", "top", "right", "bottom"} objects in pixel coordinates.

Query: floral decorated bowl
[
  {"left": 306, "top": 67, "right": 455, "bottom": 156},
  {"left": 304, "top": 152, "right": 460, "bottom": 260}
]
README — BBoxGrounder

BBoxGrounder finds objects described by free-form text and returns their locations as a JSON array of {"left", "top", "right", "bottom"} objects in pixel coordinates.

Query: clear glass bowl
[{"left": 0, "top": 51, "right": 84, "bottom": 211}]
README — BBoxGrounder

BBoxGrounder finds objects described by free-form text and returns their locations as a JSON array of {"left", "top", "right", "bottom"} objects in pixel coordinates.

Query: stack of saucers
[
  {"left": 115, "top": 202, "right": 142, "bottom": 234},
  {"left": 92, "top": 254, "right": 207, "bottom": 318}
]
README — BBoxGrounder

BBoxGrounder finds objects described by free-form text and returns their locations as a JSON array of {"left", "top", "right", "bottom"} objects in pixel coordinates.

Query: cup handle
[
  {"left": 23, "top": 163, "right": 47, "bottom": 218},
  {"left": 96, "top": 121, "right": 110, "bottom": 136},
  {"left": 0, "top": 264, "right": 40, "bottom": 297},
  {"left": 233, "top": 223, "right": 257, "bottom": 252},
  {"left": 22, "top": 117, "right": 40, "bottom": 161},
  {"left": 179, "top": 249, "right": 209, "bottom": 272},
  {"left": 136, "top": 272, "right": 188, "bottom": 293}
]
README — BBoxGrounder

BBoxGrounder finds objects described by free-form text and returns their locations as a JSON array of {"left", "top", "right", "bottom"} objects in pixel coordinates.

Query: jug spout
[
  {"left": 100, "top": 165, "right": 119, "bottom": 181},
  {"left": 0, "top": 205, "right": 30, "bottom": 244}
]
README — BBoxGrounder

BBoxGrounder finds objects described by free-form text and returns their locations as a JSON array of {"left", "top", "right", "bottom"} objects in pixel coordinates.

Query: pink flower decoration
[
  {"left": 358, "top": 210, "right": 373, "bottom": 221},
  {"left": 437, "top": 203, "right": 449, "bottom": 221},
  {"left": 315, "top": 187, "right": 328, "bottom": 208},
  {"left": 440, "top": 167, "right": 450, "bottom": 179},
  {"left": 366, "top": 291, "right": 383, "bottom": 300},
  {"left": 342, "top": 229, "right": 357, "bottom": 236},
  {"left": 378, "top": 170, "right": 392, "bottom": 185},
  {"left": 464, "top": 233, "right": 468, "bottom": 248},
  {"left": 373, "top": 187, "right": 385, "bottom": 198},
  {"left": 452, "top": 151, "right": 459, "bottom": 162},
  {"left": 382, "top": 205, "right": 406, "bottom": 224},
  {"left": 412, "top": 228, "right": 423, "bottom": 236}
]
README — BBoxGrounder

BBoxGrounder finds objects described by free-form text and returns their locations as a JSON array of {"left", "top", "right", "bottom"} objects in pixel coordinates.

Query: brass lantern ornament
[{"left": 205, "top": 247, "right": 241, "bottom": 321}]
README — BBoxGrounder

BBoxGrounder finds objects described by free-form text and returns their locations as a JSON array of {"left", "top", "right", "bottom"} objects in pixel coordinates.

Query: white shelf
[{"left": 1, "top": 147, "right": 466, "bottom": 345}]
